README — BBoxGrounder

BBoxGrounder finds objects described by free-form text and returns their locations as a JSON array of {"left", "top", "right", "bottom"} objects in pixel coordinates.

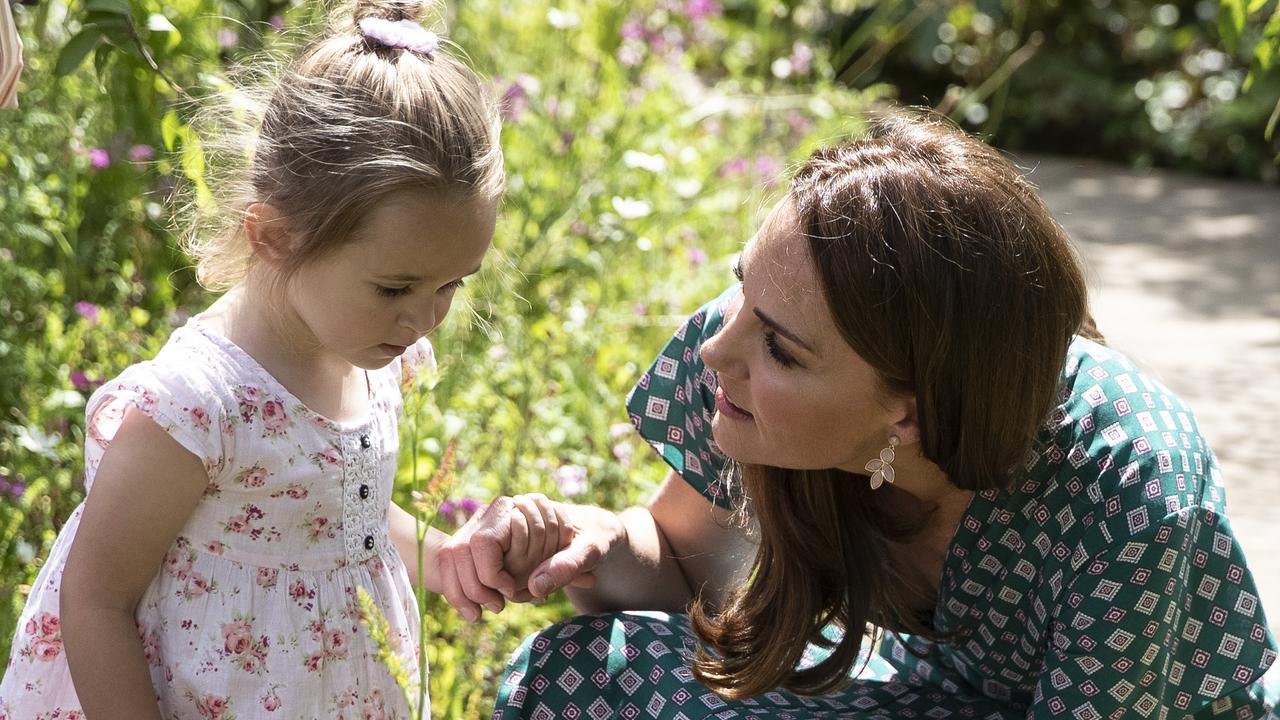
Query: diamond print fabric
[{"left": 496, "top": 289, "right": 1279, "bottom": 718}]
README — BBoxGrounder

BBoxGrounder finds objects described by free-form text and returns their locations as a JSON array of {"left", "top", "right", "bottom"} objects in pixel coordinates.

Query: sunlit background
[{"left": 2, "top": 0, "right": 1277, "bottom": 715}]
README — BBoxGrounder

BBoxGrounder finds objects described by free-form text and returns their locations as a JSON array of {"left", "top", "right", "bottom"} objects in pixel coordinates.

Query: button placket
[{"left": 342, "top": 428, "right": 381, "bottom": 562}]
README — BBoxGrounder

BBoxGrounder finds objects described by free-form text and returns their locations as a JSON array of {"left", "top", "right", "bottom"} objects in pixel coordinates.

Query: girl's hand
[{"left": 435, "top": 495, "right": 622, "bottom": 620}]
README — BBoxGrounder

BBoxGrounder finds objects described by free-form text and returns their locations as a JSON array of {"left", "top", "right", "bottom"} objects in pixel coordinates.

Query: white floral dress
[{"left": 0, "top": 319, "right": 435, "bottom": 720}]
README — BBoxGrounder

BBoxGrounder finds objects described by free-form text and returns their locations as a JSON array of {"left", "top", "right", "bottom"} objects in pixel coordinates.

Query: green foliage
[{"left": 2, "top": 0, "right": 1277, "bottom": 716}]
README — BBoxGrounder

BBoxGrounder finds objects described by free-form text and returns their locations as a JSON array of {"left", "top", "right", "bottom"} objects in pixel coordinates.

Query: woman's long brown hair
[{"left": 690, "top": 110, "right": 1099, "bottom": 698}]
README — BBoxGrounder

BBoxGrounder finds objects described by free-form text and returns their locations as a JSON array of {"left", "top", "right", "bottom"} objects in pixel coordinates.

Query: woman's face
[{"left": 700, "top": 198, "right": 909, "bottom": 472}]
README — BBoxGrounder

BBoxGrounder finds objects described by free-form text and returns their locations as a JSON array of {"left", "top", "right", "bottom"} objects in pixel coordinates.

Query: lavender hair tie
[{"left": 357, "top": 17, "right": 441, "bottom": 55}]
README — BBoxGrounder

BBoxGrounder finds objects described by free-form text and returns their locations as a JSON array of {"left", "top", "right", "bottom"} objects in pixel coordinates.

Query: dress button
[
  {"left": 364, "top": 535, "right": 375, "bottom": 551},
  {"left": 360, "top": 435, "right": 371, "bottom": 449},
  {"left": 359, "top": 484, "right": 370, "bottom": 500}
]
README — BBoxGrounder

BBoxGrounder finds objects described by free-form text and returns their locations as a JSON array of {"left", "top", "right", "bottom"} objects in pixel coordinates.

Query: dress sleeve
[
  {"left": 624, "top": 287, "right": 738, "bottom": 508},
  {"left": 398, "top": 336, "right": 437, "bottom": 392},
  {"left": 84, "top": 359, "right": 230, "bottom": 487},
  {"left": 1030, "top": 505, "right": 1278, "bottom": 718}
]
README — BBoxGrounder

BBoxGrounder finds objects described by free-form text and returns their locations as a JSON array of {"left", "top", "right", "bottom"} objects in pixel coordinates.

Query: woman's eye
[
  {"left": 764, "top": 331, "right": 799, "bottom": 369},
  {"left": 376, "top": 285, "right": 412, "bottom": 298}
]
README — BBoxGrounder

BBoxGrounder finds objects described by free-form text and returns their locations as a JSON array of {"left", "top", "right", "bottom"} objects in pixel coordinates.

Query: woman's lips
[
  {"left": 715, "top": 386, "right": 754, "bottom": 421},
  {"left": 380, "top": 343, "right": 408, "bottom": 356}
]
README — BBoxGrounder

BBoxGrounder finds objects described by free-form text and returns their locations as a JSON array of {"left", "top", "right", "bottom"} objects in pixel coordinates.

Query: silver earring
[{"left": 865, "top": 435, "right": 899, "bottom": 490}]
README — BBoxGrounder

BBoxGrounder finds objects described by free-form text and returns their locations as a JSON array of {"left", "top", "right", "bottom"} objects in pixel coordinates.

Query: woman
[{"left": 442, "top": 112, "right": 1279, "bottom": 718}]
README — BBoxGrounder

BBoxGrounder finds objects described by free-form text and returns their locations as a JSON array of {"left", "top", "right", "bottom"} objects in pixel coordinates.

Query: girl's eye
[
  {"left": 764, "top": 331, "right": 799, "bottom": 369},
  {"left": 733, "top": 261, "right": 744, "bottom": 282},
  {"left": 376, "top": 285, "right": 412, "bottom": 298},
  {"left": 440, "top": 279, "right": 466, "bottom": 293}
]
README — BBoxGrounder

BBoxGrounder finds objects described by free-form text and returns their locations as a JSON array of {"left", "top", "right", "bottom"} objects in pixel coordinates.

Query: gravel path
[{"left": 1022, "top": 154, "right": 1280, "bottom": 634}]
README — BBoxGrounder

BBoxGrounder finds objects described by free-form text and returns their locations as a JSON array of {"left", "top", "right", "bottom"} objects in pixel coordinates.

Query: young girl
[{"left": 0, "top": 1, "right": 504, "bottom": 717}]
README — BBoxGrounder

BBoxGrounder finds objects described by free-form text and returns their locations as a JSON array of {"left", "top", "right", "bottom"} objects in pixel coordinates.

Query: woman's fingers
[{"left": 529, "top": 532, "right": 607, "bottom": 600}]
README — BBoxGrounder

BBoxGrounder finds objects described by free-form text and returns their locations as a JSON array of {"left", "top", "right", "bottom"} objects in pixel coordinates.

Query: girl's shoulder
[{"left": 100, "top": 321, "right": 249, "bottom": 409}]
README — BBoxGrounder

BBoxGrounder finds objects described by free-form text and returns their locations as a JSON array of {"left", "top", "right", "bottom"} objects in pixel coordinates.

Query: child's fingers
[
  {"left": 511, "top": 494, "right": 548, "bottom": 557},
  {"left": 521, "top": 493, "right": 561, "bottom": 562}
]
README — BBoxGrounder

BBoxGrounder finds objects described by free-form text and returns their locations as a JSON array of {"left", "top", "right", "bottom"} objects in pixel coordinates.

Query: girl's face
[
  {"left": 285, "top": 191, "right": 497, "bottom": 370},
  {"left": 700, "top": 199, "right": 909, "bottom": 472}
]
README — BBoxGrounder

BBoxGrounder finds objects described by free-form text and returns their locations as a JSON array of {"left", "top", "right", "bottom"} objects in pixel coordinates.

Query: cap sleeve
[
  {"left": 84, "top": 359, "right": 230, "bottom": 488},
  {"left": 398, "top": 336, "right": 437, "bottom": 392},
  {"left": 1031, "top": 506, "right": 1278, "bottom": 718},
  {"left": 625, "top": 286, "right": 738, "bottom": 507}
]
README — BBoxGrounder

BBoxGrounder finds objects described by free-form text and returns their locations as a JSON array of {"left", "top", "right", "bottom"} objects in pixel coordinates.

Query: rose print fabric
[
  {"left": 0, "top": 319, "right": 436, "bottom": 720},
  {"left": 494, "top": 288, "right": 1280, "bottom": 719}
]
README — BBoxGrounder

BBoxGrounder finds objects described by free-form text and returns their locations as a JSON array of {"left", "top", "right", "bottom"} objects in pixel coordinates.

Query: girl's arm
[
  {"left": 388, "top": 501, "right": 449, "bottom": 592},
  {"left": 61, "top": 408, "right": 209, "bottom": 720}
]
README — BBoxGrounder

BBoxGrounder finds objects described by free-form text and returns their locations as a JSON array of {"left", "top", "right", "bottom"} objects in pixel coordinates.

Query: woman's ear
[
  {"left": 244, "top": 203, "right": 292, "bottom": 266},
  {"left": 886, "top": 394, "right": 922, "bottom": 447}
]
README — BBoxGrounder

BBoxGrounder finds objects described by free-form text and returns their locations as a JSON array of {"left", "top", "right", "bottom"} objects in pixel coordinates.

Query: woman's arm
[
  {"left": 438, "top": 470, "right": 755, "bottom": 617},
  {"left": 61, "top": 408, "right": 208, "bottom": 720},
  {"left": 562, "top": 468, "right": 754, "bottom": 613}
]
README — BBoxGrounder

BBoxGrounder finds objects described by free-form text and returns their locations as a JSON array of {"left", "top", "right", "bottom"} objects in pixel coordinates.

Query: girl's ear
[{"left": 244, "top": 203, "right": 292, "bottom": 266}]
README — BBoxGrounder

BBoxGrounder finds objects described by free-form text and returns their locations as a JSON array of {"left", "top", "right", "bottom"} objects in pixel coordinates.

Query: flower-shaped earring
[{"left": 865, "top": 435, "right": 900, "bottom": 490}]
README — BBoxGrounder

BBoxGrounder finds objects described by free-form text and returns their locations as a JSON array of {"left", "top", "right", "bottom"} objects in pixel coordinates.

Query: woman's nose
[{"left": 700, "top": 295, "right": 746, "bottom": 378}]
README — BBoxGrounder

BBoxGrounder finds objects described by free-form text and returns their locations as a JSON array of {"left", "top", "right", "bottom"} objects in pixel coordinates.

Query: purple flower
[
  {"left": 437, "top": 496, "right": 483, "bottom": 528},
  {"left": 620, "top": 18, "right": 645, "bottom": 41},
  {"left": 128, "top": 144, "right": 155, "bottom": 162},
  {"left": 218, "top": 29, "right": 239, "bottom": 49},
  {"left": 683, "top": 0, "right": 722, "bottom": 21},
  {"left": 499, "top": 75, "right": 539, "bottom": 123},
  {"left": 268, "top": 15, "right": 285, "bottom": 31},
  {"left": 755, "top": 156, "right": 783, "bottom": 185},
  {"left": 790, "top": 42, "right": 814, "bottom": 76},
  {"left": 71, "top": 371, "right": 95, "bottom": 391},
  {"left": 9, "top": 483, "right": 24, "bottom": 498},
  {"left": 88, "top": 149, "right": 110, "bottom": 170},
  {"left": 718, "top": 157, "right": 750, "bottom": 178},
  {"left": 687, "top": 247, "right": 708, "bottom": 267},
  {"left": 552, "top": 464, "right": 588, "bottom": 497},
  {"left": 74, "top": 301, "right": 100, "bottom": 325}
]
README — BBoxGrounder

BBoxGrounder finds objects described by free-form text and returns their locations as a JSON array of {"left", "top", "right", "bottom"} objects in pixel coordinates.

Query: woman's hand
[{"left": 434, "top": 495, "right": 624, "bottom": 621}]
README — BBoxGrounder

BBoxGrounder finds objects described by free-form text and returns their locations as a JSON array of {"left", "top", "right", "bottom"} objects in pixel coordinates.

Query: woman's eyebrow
[{"left": 753, "top": 307, "right": 815, "bottom": 353}]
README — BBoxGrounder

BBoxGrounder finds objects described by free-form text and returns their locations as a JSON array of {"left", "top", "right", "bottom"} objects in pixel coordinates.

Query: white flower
[
  {"left": 547, "top": 8, "right": 580, "bottom": 28},
  {"left": 623, "top": 150, "right": 667, "bottom": 173},
  {"left": 612, "top": 197, "right": 652, "bottom": 219}
]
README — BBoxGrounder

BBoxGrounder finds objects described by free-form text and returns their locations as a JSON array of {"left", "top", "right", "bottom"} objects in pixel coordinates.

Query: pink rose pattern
[{"left": 0, "top": 330, "right": 431, "bottom": 718}]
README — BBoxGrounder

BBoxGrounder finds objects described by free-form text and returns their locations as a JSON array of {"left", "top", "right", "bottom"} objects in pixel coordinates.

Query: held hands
[{"left": 434, "top": 494, "right": 623, "bottom": 621}]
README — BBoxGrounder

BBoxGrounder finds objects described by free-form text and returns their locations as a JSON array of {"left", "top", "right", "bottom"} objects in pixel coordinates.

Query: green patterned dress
[{"left": 494, "top": 288, "right": 1279, "bottom": 719}]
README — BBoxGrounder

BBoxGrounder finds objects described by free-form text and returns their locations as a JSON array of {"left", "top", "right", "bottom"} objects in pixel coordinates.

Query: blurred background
[{"left": 1, "top": 0, "right": 1278, "bottom": 716}]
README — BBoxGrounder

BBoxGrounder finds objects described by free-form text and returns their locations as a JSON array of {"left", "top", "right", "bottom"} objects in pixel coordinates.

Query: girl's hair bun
[{"left": 352, "top": 0, "right": 428, "bottom": 24}]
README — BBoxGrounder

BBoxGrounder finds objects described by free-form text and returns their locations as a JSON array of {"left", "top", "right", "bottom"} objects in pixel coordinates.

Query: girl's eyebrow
[{"left": 374, "top": 265, "right": 483, "bottom": 283}]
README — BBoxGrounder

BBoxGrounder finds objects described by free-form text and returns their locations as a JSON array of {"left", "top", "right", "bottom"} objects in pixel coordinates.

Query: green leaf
[
  {"left": 1266, "top": 97, "right": 1280, "bottom": 141},
  {"left": 161, "top": 109, "right": 181, "bottom": 151},
  {"left": 84, "top": 0, "right": 131, "bottom": 16},
  {"left": 1247, "top": 0, "right": 1272, "bottom": 12},
  {"left": 54, "top": 29, "right": 104, "bottom": 76},
  {"left": 147, "top": 13, "right": 182, "bottom": 52},
  {"left": 1219, "top": 0, "right": 1247, "bottom": 53},
  {"left": 92, "top": 42, "right": 113, "bottom": 81}
]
